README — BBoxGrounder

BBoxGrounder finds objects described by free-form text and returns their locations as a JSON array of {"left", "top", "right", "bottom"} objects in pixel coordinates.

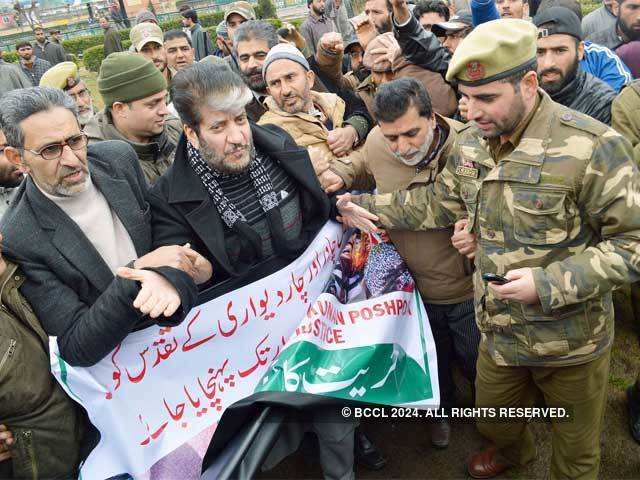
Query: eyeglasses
[{"left": 24, "top": 133, "right": 88, "bottom": 161}]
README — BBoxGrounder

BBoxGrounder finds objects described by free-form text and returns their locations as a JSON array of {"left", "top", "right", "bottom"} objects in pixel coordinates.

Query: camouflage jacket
[{"left": 353, "top": 92, "right": 640, "bottom": 367}]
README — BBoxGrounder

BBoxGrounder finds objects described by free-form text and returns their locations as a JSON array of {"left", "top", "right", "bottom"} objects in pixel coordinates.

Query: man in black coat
[
  {"left": 149, "top": 62, "right": 358, "bottom": 480},
  {"left": 149, "top": 63, "right": 332, "bottom": 288},
  {"left": 0, "top": 86, "right": 211, "bottom": 368}
]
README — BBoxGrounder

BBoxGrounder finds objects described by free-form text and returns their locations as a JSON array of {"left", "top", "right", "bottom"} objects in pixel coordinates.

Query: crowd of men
[{"left": 1, "top": 0, "right": 640, "bottom": 478}]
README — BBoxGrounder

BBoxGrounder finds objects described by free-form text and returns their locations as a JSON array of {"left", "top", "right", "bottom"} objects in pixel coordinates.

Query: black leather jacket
[
  {"left": 549, "top": 69, "right": 617, "bottom": 125},
  {"left": 392, "top": 14, "right": 451, "bottom": 77}
]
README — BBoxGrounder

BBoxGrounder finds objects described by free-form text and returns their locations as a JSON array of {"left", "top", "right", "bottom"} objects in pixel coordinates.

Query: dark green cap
[{"left": 98, "top": 52, "right": 167, "bottom": 107}]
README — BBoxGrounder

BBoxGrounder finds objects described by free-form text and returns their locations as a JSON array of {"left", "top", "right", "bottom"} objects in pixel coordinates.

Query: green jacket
[
  {"left": 0, "top": 260, "right": 83, "bottom": 478},
  {"left": 353, "top": 92, "right": 640, "bottom": 367},
  {"left": 84, "top": 109, "right": 182, "bottom": 184},
  {"left": 611, "top": 79, "right": 640, "bottom": 165}
]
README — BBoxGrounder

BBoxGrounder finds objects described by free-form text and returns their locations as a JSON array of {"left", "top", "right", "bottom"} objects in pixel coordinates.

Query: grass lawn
[{"left": 80, "top": 66, "right": 102, "bottom": 111}]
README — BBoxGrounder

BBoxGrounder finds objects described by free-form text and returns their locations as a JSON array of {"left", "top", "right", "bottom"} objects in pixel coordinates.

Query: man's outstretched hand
[
  {"left": 117, "top": 267, "right": 181, "bottom": 319},
  {"left": 336, "top": 193, "right": 380, "bottom": 232}
]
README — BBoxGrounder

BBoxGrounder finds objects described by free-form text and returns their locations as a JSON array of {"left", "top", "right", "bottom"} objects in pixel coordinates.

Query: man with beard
[
  {"left": 234, "top": 20, "right": 280, "bottom": 121},
  {"left": 0, "top": 129, "right": 22, "bottom": 217},
  {"left": 85, "top": 53, "right": 181, "bottom": 184},
  {"left": 131, "top": 23, "right": 173, "bottom": 85},
  {"left": 148, "top": 57, "right": 357, "bottom": 480},
  {"left": 364, "top": 0, "right": 392, "bottom": 33},
  {"left": 39, "top": 62, "right": 95, "bottom": 128},
  {"left": 326, "top": 78, "right": 479, "bottom": 450},
  {"left": 16, "top": 41, "right": 51, "bottom": 86},
  {"left": 300, "top": 0, "right": 337, "bottom": 56},
  {"left": 259, "top": 44, "right": 372, "bottom": 185},
  {"left": 589, "top": 0, "right": 640, "bottom": 51},
  {"left": 336, "top": 19, "right": 640, "bottom": 479},
  {"left": 534, "top": 7, "right": 617, "bottom": 124},
  {"left": 164, "top": 30, "right": 196, "bottom": 72}
]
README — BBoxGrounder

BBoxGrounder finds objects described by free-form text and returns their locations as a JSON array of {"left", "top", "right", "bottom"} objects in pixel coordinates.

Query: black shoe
[
  {"left": 354, "top": 429, "right": 387, "bottom": 470},
  {"left": 626, "top": 385, "right": 640, "bottom": 444}
]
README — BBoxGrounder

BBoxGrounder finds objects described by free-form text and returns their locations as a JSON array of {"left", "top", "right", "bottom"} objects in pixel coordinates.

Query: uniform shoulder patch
[{"left": 556, "top": 108, "right": 608, "bottom": 137}]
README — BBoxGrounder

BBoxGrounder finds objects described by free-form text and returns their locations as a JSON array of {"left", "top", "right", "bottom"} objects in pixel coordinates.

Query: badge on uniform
[{"left": 455, "top": 165, "right": 479, "bottom": 178}]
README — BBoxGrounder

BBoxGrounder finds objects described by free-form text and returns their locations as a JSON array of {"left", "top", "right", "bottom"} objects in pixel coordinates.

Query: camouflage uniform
[{"left": 352, "top": 91, "right": 640, "bottom": 477}]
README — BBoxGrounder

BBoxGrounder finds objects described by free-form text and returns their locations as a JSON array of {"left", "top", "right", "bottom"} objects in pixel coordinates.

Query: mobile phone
[{"left": 482, "top": 273, "right": 510, "bottom": 285}]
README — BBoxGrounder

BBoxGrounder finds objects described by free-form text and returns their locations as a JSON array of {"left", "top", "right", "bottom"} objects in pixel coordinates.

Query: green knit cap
[{"left": 98, "top": 52, "right": 167, "bottom": 107}]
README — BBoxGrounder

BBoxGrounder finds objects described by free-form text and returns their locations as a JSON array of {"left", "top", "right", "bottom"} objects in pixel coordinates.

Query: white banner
[{"left": 50, "top": 222, "right": 438, "bottom": 479}]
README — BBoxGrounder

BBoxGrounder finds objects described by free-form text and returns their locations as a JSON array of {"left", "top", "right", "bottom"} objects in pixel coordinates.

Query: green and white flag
[{"left": 50, "top": 222, "right": 438, "bottom": 478}]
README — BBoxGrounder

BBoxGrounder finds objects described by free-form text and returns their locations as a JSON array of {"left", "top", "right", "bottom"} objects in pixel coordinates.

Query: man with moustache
[
  {"left": 259, "top": 44, "right": 372, "bottom": 183},
  {"left": 534, "top": 7, "right": 617, "bottom": 124},
  {"left": 164, "top": 30, "right": 196, "bottom": 72},
  {"left": 326, "top": 78, "right": 479, "bottom": 449},
  {"left": 0, "top": 46, "right": 31, "bottom": 97},
  {"left": 364, "top": 0, "right": 392, "bottom": 33},
  {"left": 39, "top": 61, "right": 95, "bottom": 127}
]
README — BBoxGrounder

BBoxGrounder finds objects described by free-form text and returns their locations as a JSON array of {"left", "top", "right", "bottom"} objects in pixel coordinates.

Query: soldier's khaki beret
[
  {"left": 39, "top": 61, "right": 80, "bottom": 90},
  {"left": 445, "top": 19, "right": 537, "bottom": 85}
]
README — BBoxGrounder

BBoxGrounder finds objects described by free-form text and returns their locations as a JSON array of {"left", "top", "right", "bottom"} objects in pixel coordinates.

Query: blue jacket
[
  {"left": 470, "top": 0, "right": 500, "bottom": 26},
  {"left": 581, "top": 41, "right": 632, "bottom": 93}
]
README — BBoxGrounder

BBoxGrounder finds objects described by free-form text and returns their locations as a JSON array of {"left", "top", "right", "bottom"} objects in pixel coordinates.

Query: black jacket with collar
[
  {"left": 148, "top": 123, "right": 333, "bottom": 298},
  {"left": 0, "top": 140, "right": 198, "bottom": 367},
  {"left": 549, "top": 69, "right": 617, "bottom": 125}
]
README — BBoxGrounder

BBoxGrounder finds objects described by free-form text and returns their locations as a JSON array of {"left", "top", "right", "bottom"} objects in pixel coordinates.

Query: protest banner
[{"left": 50, "top": 222, "right": 439, "bottom": 478}]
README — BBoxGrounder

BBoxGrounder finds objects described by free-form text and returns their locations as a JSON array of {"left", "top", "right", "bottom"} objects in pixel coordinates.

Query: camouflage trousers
[{"left": 475, "top": 343, "right": 611, "bottom": 480}]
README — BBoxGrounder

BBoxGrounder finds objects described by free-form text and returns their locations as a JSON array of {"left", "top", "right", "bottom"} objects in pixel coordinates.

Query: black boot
[{"left": 354, "top": 428, "right": 386, "bottom": 470}]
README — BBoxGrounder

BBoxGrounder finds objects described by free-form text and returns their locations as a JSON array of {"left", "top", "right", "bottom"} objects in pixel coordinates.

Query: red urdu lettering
[
  {"left": 125, "top": 347, "right": 149, "bottom": 384},
  {"left": 182, "top": 309, "right": 216, "bottom": 351}
]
